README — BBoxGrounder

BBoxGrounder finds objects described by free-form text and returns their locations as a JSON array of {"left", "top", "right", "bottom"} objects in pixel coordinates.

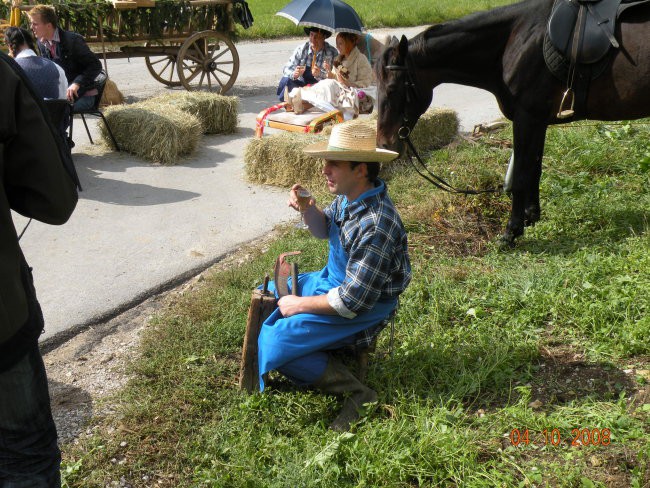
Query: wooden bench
[{"left": 255, "top": 102, "right": 343, "bottom": 138}]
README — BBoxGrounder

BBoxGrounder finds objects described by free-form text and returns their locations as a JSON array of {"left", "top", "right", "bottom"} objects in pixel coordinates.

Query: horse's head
[{"left": 375, "top": 35, "right": 432, "bottom": 155}]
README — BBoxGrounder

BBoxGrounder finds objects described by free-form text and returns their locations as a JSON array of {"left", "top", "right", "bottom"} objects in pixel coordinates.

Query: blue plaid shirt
[
  {"left": 282, "top": 41, "right": 338, "bottom": 82},
  {"left": 324, "top": 180, "right": 411, "bottom": 318}
]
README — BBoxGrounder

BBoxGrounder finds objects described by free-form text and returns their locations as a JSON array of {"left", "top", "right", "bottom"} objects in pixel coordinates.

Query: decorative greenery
[{"left": 13, "top": 0, "right": 234, "bottom": 42}]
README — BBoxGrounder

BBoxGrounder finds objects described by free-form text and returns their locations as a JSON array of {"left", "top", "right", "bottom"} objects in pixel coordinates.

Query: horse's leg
[
  {"left": 523, "top": 123, "right": 547, "bottom": 228},
  {"left": 502, "top": 115, "right": 547, "bottom": 246}
]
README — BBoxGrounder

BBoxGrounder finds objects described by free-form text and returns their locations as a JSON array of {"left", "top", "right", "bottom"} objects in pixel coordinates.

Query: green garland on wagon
[{"left": 11, "top": 0, "right": 234, "bottom": 43}]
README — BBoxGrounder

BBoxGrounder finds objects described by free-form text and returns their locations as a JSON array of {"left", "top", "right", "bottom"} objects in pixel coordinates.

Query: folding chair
[
  {"left": 71, "top": 72, "right": 120, "bottom": 151},
  {"left": 255, "top": 102, "right": 344, "bottom": 138}
]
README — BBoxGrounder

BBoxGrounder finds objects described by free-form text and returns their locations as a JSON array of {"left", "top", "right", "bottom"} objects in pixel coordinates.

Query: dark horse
[{"left": 375, "top": 0, "right": 650, "bottom": 245}]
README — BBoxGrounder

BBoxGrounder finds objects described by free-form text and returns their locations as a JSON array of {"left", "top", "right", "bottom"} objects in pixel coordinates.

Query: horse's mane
[
  {"left": 375, "top": 0, "right": 547, "bottom": 83},
  {"left": 410, "top": 0, "right": 540, "bottom": 55}
]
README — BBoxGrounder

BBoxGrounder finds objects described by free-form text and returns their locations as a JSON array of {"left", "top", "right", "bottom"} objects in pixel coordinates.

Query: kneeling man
[{"left": 258, "top": 123, "right": 411, "bottom": 431}]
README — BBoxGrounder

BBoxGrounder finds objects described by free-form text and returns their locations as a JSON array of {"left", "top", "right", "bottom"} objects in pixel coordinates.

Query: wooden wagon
[{"left": 12, "top": 0, "right": 245, "bottom": 93}]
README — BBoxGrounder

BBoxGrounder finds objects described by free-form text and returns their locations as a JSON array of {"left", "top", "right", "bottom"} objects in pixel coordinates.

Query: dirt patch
[
  {"left": 44, "top": 232, "right": 280, "bottom": 444},
  {"left": 406, "top": 201, "right": 507, "bottom": 257},
  {"left": 528, "top": 345, "right": 646, "bottom": 406}
]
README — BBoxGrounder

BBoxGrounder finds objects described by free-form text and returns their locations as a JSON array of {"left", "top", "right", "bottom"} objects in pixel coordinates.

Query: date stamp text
[{"left": 509, "top": 428, "right": 611, "bottom": 447}]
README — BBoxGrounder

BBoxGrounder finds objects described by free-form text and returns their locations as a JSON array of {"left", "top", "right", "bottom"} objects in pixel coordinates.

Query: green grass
[
  {"left": 236, "top": 0, "right": 518, "bottom": 39},
  {"left": 61, "top": 119, "right": 650, "bottom": 487}
]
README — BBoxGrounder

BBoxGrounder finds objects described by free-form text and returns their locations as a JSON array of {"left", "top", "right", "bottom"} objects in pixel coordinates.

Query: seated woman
[
  {"left": 286, "top": 32, "right": 374, "bottom": 120},
  {"left": 4, "top": 27, "right": 67, "bottom": 100}
]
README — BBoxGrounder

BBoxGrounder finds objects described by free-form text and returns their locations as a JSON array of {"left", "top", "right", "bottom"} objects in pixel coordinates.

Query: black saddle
[{"left": 548, "top": 0, "right": 650, "bottom": 64}]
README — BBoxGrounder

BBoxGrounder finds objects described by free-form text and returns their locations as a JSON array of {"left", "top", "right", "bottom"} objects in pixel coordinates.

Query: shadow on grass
[
  {"left": 367, "top": 342, "right": 640, "bottom": 412},
  {"left": 513, "top": 207, "right": 649, "bottom": 256}
]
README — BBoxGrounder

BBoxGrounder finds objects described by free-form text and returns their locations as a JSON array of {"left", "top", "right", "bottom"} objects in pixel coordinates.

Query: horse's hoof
[
  {"left": 524, "top": 209, "right": 540, "bottom": 227},
  {"left": 498, "top": 233, "right": 516, "bottom": 250}
]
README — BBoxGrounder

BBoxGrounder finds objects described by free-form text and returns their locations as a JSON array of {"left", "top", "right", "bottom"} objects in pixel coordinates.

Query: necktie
[{"left": 49, "top": 42, "right": 56, "bottom": 59}]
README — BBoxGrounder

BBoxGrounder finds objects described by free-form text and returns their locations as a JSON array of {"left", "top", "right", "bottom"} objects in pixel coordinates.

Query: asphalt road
[{"left": 13, "top": 26, "right": 504, "bottom": 344}]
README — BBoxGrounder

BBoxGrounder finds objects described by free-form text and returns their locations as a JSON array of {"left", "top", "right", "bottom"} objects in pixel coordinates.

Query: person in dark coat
[
  {"left": 28, "top": 4, "right": 102, "bottom": 111},
  {"left": 0, "top": 51, "right": 78, "bottom": 487}
]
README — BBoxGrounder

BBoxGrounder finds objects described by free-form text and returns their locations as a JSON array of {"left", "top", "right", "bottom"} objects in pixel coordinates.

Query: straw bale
[
  {"left": 245, "top": 132, "right": 328, "bottom": 189},
  {"left": 144, "top": 92, "right": 239, "bottom": 134},
  {"left": 321, "top": 109, "right": 458, "bottom": 151},
  {"left": 244, "top": 111, "right": 458, "bottom": 188},
  {"left": 410, "top": 108, "right": 459, "bottom": 150},
  {"left": 100, "top": 78, "right": 124, "bottom": 107},
  {"left": 100, "top": 103, "right": 202, "bottom": 165}
]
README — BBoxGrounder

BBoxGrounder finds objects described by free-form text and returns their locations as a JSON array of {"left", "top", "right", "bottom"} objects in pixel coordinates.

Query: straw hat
[{"left": 304, "top": 123, "right": 399, "bottom": 163}]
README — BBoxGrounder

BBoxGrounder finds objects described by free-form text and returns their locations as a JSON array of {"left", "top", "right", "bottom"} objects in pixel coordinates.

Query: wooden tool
[
  {"left": 239, "top": 252, "right": 302, "bottom": 392},
  {"left": 239, "top": 275, "right": 276, "bottom": 392}
]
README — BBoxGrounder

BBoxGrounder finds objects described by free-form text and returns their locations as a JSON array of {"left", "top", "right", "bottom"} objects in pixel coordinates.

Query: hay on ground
[
  {"left": 245, "top": 132, "right": 328, "bottom": 189},
  {"left": 144, "top": 92, "right": 239, "bottom": 134},
  {"left": 100, "top": 78, "right": 124, "bottom": 107},
  {"left": 410, "top": 108, "right": 459, "bottom": 151},
  {"left": 100, "top": 103, "right": 202, "bottom": 165},
  {"left": 322, "top": 109, "right": 458, "bottom": 151},
  {"left": 244, "top": 110, "right": 458, "bottom": 188}
]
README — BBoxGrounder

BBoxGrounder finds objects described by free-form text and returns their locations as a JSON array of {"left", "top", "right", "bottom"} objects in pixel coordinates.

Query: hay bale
[
  {"left": 244, "top": 111, "right": 458, "bottom": 188},
  {"left": 246, "top": 119, "right": 387, "bottom": 188},
  {"left": 410, "top": 108, "right": 459, "bottom": 150},
  {"left": 100, "top": 78, "right": 124, "bottom": 107},
  {"left": 245, "top": 132, "right": 328, "bottom": 188},
  {"left": 322, "top": 109, "right": 458, "bottom": 151},
  {"left": 144, "top": 92, "right": 239, "bottom": 134},
  {"left": 100, "top": 103, "right": 202, "bottom": 165},
  {"left": 320, "top": 117, "right": 375, "bottom": 136}
]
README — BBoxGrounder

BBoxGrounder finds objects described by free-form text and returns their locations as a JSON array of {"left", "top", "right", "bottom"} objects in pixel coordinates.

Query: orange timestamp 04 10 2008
[{"left": 509, "top": 428, "right": 611, "bottom": 447}]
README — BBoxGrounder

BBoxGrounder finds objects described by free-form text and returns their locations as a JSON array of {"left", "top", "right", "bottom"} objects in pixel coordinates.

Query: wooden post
[{"left": 239, "top": 285, "right": 276, "bottom": 392}]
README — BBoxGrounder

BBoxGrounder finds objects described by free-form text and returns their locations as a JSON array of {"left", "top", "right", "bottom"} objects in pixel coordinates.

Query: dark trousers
[
  {"left": 276, "top": 67, "right": 318, "bottom": 101},
  {"left": 0, "top": 345, "right": 61, "bottom": 488}
]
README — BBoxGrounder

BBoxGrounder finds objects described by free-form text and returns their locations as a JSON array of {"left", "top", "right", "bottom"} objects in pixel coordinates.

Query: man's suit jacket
[{"left": 38, "top": 28, "right": 102, "bottom": 97}]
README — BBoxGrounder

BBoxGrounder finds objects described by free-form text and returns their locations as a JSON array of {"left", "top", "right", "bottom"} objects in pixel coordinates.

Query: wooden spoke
[
  {"left": 144, "top": 41, "right": 183, "bottom": 87},
  {"left": 177, "top": 30, "right": 239, "bottom": 93}
]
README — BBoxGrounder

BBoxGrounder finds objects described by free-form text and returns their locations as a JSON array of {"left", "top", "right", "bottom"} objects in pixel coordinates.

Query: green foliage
[{"left": 14, "top": 0, "right": 232, "bottom": 41}]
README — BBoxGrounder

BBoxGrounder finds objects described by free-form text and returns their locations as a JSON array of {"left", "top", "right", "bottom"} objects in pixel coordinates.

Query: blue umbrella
[{"left": 277, "top": 0, "right": 364, "bottom": 35}]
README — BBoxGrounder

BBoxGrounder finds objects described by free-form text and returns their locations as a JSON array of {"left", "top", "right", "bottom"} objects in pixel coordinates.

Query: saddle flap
[{"left": 548, "top": 0, "right": 621, "bottom": 64}]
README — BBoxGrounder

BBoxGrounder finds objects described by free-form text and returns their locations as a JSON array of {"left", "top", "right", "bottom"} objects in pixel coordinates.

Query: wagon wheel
[
  {"left": 144, "top": 40, "right": 183, "bottom": 87},
  {"left": 176, "top": 30, "right": 239, "bottom": 93}
]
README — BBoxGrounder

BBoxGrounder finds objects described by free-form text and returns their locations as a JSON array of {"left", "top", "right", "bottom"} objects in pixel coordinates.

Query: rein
[
  {"left": 385, "top": 62, "right": 502, "bottom": 196},
  {"left": 402, "top": 134, "right": 501, "bottom": 195}
]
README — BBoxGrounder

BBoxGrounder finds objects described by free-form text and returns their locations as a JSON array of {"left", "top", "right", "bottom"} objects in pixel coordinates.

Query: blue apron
[{"left": 258, "top": 195, "right": 397, "bottom": 390}]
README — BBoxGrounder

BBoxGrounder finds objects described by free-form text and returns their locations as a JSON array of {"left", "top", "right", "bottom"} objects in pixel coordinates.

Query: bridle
[{"left": 384, "top": 60, "right": 502, "bottom": 195}]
